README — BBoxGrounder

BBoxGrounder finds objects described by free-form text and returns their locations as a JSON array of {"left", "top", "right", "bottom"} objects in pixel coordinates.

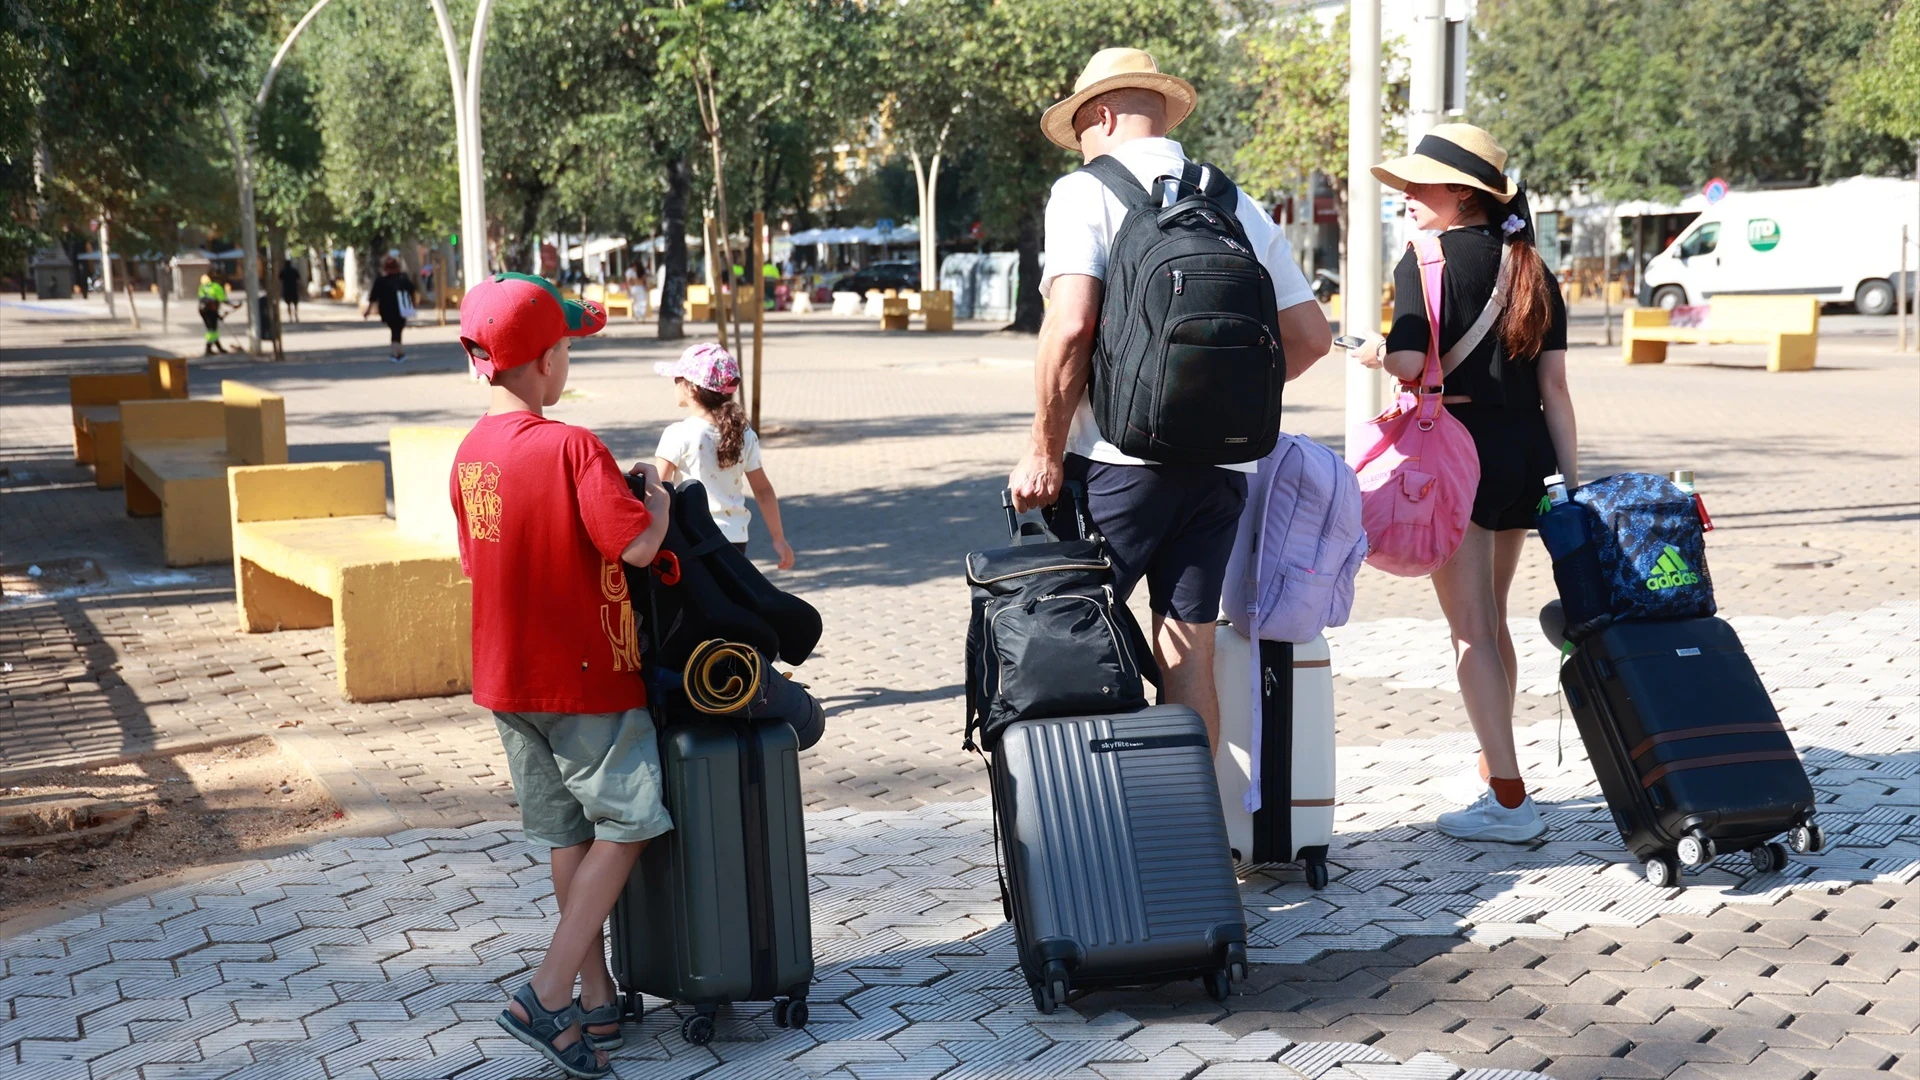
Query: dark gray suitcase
[
  {"left": 609, "top": 720, "right": 813, "bottom": 1045},
  {"left": 991, "top": 705, "right": 1248, "bottom": 1013}
]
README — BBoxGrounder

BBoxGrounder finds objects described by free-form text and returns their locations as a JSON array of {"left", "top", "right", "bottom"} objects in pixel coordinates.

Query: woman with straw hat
[{"left": 1348, "top": 123, "right": 1576, "bottom": 843}]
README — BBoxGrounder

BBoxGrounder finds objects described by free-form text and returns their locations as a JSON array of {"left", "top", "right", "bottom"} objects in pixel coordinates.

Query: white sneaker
[{"left": 1435, "top": 789, "right": 1546, "bottom": 843}]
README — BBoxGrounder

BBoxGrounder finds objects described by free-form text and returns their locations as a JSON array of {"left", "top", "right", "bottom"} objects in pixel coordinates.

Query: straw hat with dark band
[
  {"left": 1372, "top": 123, "right": 1517, "bottom": 202},
  {"left": 1041, "top": 48, "right": 1197, "bottom": 152}
]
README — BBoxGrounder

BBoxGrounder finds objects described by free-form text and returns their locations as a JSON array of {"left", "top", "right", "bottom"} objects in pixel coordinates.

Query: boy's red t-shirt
[{"left": 450, "top": 411, "right": 653, "bottom": 714}]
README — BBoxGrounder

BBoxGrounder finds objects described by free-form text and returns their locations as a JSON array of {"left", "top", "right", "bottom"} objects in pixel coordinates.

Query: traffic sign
[{"left": 1702, "top": 178, "right": 1729, "bottom": 204}]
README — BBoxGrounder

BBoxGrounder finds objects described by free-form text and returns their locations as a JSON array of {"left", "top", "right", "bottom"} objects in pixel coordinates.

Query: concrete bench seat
[
  {"left": 1623, "top": 295, "right": 1819, "bottom": 372},
  {"left": 121, "top": 382, "right": 287, "bottom": 566},
  {"left": 229, "top": 427, "right": 470, "bottom": 702},
  {"left": 69, "top": 354, "right": 188, "bottom": 489}
]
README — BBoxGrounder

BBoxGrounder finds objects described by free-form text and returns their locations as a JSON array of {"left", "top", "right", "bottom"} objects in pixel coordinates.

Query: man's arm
[
  {"left": 1009, "top": 274, "right": 1101, "bottom": 513},
  {"left": 1277, "top": 299, "right": 1332, "bottom": 382}
]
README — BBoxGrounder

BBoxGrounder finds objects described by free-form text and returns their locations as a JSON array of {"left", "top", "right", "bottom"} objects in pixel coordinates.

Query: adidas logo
[{"left": 1645, "top": 545, "right": 1701, "bottom": 590}]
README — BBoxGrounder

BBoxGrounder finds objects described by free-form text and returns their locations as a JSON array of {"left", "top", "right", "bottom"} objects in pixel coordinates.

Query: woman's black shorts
[{"left": 1449, "top": 403, "right": 1558, "bottom": 532}]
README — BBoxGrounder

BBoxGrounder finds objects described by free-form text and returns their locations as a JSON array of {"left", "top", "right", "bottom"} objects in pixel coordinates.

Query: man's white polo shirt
[{"left": 1040, "top": 137, "right": 1316, "bottom": 473}]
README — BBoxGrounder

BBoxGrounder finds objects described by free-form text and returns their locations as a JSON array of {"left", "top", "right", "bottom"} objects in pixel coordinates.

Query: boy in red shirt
[{"left": 450, "top": 272, "right": 670, "bottom": 1079}]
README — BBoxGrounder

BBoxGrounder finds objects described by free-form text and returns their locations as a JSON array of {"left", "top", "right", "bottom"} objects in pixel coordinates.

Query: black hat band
[{"left": 1414, "top": 134, "right": 1508, "bottom": 192}]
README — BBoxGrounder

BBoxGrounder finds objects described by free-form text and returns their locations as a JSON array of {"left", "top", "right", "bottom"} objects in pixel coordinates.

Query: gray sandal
[
  {"left": 577, "top": 997, "right": 625, "bottom": 1051},
  {"left": 495, "top": 983, "right": 607, "bottom": 1079}
]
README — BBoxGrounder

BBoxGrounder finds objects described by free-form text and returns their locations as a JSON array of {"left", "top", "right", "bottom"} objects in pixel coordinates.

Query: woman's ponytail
[
  {"left": 1476, "top": 184, "right": 1556, "bottom": 360},
  {"left": 691, "top": 383, "right": 748, "bottom": 469}
]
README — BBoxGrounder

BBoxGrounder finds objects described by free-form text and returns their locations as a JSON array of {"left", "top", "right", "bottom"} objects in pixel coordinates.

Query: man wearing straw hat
[{"left": 1008, "top": 48, "right": 1333, "bottom": 747}]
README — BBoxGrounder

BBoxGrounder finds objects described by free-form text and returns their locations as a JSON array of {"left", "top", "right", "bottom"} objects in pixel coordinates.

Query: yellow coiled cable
[{"left": 682, "top": 639, "right": 763, "bottom": 715}]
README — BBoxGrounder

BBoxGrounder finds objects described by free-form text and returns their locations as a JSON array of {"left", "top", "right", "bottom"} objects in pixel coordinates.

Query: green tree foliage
[
  {"left": 955, "top": 0, "right": 1229, "bottom": 330},
  {"left": 1831, "top": 0, "right": 1920, "bottom": 144},
  {"left": 1231, "top": 12, "right": 1402, "bottom": 209},
  {"left": 2, "top": 0, "right": 235, "bottom": 271},
  {"left": 1474, "top": 0, "right": 1910, "bottom": 199}
]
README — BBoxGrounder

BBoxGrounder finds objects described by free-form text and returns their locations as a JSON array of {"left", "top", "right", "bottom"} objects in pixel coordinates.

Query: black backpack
[
  {"left": 962, "top": 485, "right": 1158, "bottom": 753},
  {"left": 1082, "top": 156, "right": 1285, "bottom": 465}
]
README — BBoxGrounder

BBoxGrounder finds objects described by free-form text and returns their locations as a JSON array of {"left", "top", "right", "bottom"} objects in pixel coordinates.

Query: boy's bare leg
[
  {"left": 550, "top": 843, "right": 623, "bottom": 1039},
  {"left": 509, "top": 838, "right": 647, "bottom": 1061}
]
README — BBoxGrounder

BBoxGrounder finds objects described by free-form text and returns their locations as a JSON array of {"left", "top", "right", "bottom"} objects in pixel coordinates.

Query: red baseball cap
[{"left": 459, "top": 272, "right": 607, "bottom": 379}]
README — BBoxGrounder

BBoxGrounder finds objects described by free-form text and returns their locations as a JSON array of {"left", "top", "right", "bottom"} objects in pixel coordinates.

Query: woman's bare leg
[{"left": 1431, "top": 525, "right": 1519, "bottom": 779}]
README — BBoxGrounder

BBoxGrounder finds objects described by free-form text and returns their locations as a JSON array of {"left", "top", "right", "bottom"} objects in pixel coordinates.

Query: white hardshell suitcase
[{"left": 1212, "top": 624, "right": 1336, "bottom": 888}]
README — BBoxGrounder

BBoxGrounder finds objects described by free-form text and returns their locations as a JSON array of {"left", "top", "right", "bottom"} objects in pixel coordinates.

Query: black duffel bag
[{"left": 963, "top": 483, "right": 1158, "bottom": 752}]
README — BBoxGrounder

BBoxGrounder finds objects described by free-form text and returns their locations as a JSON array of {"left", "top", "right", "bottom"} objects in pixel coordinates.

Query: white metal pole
[
  {"left": 464, "top": 0, "right": 498, "bottom": 289},
  {"left": 97, "top": 214, "right": 117, "bottom": 319},
  {"left": 1346, "top": 0, "right": 1385, "bottom": 429},
  {"left": 1408, "top": 0, "right": 1447, "bottom": 147},
  {"left": 428, "top": 0, "right": 474, "bottom": 290}
]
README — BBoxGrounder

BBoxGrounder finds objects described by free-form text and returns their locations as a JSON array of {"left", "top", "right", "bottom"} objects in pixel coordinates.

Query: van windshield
[{"left": 1678, "top": 222, "right": 1720, "bottom": 258}]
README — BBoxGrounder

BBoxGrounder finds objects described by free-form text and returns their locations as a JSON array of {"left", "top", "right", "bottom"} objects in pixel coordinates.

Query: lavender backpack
[{"left": 1221, "top": 433, "right": 1367, "bottom": 643}]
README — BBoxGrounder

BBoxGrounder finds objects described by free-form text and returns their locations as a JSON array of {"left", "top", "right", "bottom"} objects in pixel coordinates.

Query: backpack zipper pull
[{"left": 1173, "top": 270, "right": 1184, "bottom": 294}]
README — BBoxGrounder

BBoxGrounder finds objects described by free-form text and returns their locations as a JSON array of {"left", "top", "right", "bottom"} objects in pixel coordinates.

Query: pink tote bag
[{"left": 1345, "top": 235, "right": 1480, "bottom": 577}]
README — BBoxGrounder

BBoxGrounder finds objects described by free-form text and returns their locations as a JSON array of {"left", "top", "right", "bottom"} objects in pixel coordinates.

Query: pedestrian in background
[
  {"left": 279, "top": 258, "right": 302, "bottom": 324},
  {"left": 1348, "top": 124, "right": 1576, "bottom": 843},
  {"left": 363, "top": 255, "right": 417, "bottom": 362},
  {"left": 197, "top": 273, "right": 239, "bottom": 354}
]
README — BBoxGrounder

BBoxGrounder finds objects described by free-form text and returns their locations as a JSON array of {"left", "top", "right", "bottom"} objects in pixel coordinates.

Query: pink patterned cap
[{"left": 654, "top": 342, "right": 740, "bottom": 394}]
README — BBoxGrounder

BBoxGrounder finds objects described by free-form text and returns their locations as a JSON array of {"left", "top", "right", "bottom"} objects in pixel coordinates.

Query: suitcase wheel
[
  {"left": 1304, "top": 860, "right": 1330, "bottom": 890},
  {"left": 623, "top": 992, "right": 645, "bottom": 1021},
  {"left": 1644, "top": 853, "right": 1681, "bottom": 889},
  {"left": 1676, "top": 834, "right": 1716, "bottom": 867},
  {"left": 1749, "top": 842, "right": 1790, "bottom": 875},
  {"left": 772, "top": 998, "right": 810, "bottom": 1030},
  {"left": 1204, "top": 968, "right": 1231, "bottom": 1002},
  {"left": 681, "top": 1012, "right": 716, "bottom": 1045},
  {"left": 1030, "top": 960, "right": 1070, "bottom": 1015},
  {"left": 1789, "top": 823, "right": 1824, "bottom": 854}
]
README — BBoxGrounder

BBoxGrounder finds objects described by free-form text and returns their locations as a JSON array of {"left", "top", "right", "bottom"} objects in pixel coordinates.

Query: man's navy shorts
[{"left": 1048, "top": 454, "right": 1248, "bottom": 625}]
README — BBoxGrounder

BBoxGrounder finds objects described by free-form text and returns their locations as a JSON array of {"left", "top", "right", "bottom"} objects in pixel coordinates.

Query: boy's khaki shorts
[{"left": 492, "top": 707, "right": 673, "bottom": 848}]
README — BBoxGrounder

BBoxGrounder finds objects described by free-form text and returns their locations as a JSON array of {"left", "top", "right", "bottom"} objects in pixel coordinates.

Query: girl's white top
[{"left": 655, "top": 417, "right": 763, "bottom": 543}]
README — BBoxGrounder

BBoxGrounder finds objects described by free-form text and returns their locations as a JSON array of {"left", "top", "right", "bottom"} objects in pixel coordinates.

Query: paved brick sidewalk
[{"left": 3, "top": 317, "right": 1917, "bottom": 1078}]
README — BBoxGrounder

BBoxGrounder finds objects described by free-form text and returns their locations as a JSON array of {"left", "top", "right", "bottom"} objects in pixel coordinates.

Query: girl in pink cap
[{"left": 652, "top": 342, "right": 796, "bottom": 569}]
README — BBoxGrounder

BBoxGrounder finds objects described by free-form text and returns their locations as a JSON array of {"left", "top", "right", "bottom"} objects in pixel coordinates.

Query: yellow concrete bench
[
  {"left": 121, "top": 381, "right": 288, "bottom": 566},
  {"left": 69, "top": 354, "right": 189, "bottom": 489},
  {"left": 1623, "top": 295, "right": 1820, "bottom": 372},
  {"left": 229, "top": 427, "right": 471, "bottom": 702},
  {"left": 686, "top": 283, "right": 714, "bottom": 321}
]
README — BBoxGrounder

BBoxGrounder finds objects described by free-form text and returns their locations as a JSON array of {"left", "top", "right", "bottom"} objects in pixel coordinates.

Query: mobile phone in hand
[{"left": 1333, "top": 334, "right": 1368, "bottom": 350}]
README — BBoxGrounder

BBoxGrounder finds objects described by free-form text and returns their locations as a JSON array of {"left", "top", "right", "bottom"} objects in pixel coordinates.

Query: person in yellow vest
[{"left": 197, "top": 274, "right": 241, "bottom": 354}]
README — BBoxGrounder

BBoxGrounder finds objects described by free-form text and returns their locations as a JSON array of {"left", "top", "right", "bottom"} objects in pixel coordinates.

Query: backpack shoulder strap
[
  {"left": 1441, "top": 241, "right": 1512, "bottom": 372},
  {"left": 1079, "top": 155, "right": 1154, "bottom": 212}
]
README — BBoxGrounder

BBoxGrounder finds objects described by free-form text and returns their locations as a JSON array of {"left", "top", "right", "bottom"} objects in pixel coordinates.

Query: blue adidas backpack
[{"left": 1572, "top": 473, "right": 1715, "bottom": 622}]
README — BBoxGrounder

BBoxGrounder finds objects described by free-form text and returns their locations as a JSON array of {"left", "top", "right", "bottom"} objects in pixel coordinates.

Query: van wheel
[
  {"left": 1855, "top": 278, "right": 1895, "bottom": 316},
  {"left": 1652, "top": 285, "right": 1688, "bottom": 311}
]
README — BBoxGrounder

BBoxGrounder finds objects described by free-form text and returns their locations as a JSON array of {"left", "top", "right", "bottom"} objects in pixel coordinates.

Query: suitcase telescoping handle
[{"left": 1000, "top": 481, "right": 1098, "bottom": 544}]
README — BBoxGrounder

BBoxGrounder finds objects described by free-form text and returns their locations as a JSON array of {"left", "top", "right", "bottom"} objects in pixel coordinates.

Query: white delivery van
[{"left": 1640, "top": 176, "right": 1919, "bottom": 315}]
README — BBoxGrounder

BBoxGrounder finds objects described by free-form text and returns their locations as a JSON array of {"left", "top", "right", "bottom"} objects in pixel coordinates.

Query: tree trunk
[
  {"left": 267, "top": 228, "right": 285, "bottom": 360},
  {"left": 1009, "top": 196, "right": 1045, "bottom": 334},
  {"left": 513, "top": 190, "right": 544, "bottom": 274},
  {"left": 658, "top": 151, "right": 691, "bottom": 341}
]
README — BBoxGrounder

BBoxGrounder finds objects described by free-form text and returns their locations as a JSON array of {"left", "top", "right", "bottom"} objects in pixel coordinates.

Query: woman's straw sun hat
[
  {"left": 1372, "top": 123, "right": 1517, "bottom": 202},
  {"left": 1041, "top": 48, "right": 1197, "bottom": 152}
]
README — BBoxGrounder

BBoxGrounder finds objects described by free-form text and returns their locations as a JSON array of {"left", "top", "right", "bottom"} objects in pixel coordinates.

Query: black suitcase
[
  {"left": 1561, "top": 616, "right": 1824, "bottom": 888},
  {"left": 991, "top": 705, "right": 1248, "bottom": 1012},
  {"left": 609, "top": 719, "right": 814, "bottom": 1045}
]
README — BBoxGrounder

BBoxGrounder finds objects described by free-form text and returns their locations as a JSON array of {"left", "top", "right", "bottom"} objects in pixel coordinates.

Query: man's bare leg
[{"left": 1153, "top": 614, "right": 1222, "bottom": 749}]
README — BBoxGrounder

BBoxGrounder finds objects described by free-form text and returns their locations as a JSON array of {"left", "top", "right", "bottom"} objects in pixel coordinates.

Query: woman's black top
[
  {"left": 367, "top": 272, "right": 415, "bottom": 323},
  {"left": 1385, "top": 225, "right": 1567, "bottom": 412}
]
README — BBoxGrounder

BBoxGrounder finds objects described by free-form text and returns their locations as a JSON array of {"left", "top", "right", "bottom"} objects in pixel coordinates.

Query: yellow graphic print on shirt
[
  {"left": 456, "top": 461, "right": 503, "bottom": 542},
  {"left": 599, "top": 559, "right": 641, "bottom": 672}
]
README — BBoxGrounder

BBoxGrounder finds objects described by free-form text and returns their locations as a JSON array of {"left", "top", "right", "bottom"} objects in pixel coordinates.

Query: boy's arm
[{"left": 620, "top": 462, "right": 672, "bottom": 567}]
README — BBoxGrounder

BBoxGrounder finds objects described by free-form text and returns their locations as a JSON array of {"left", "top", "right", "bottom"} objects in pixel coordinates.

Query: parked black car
[{"left": 813, "top": 262, "right": 921, "bottom": 303}]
